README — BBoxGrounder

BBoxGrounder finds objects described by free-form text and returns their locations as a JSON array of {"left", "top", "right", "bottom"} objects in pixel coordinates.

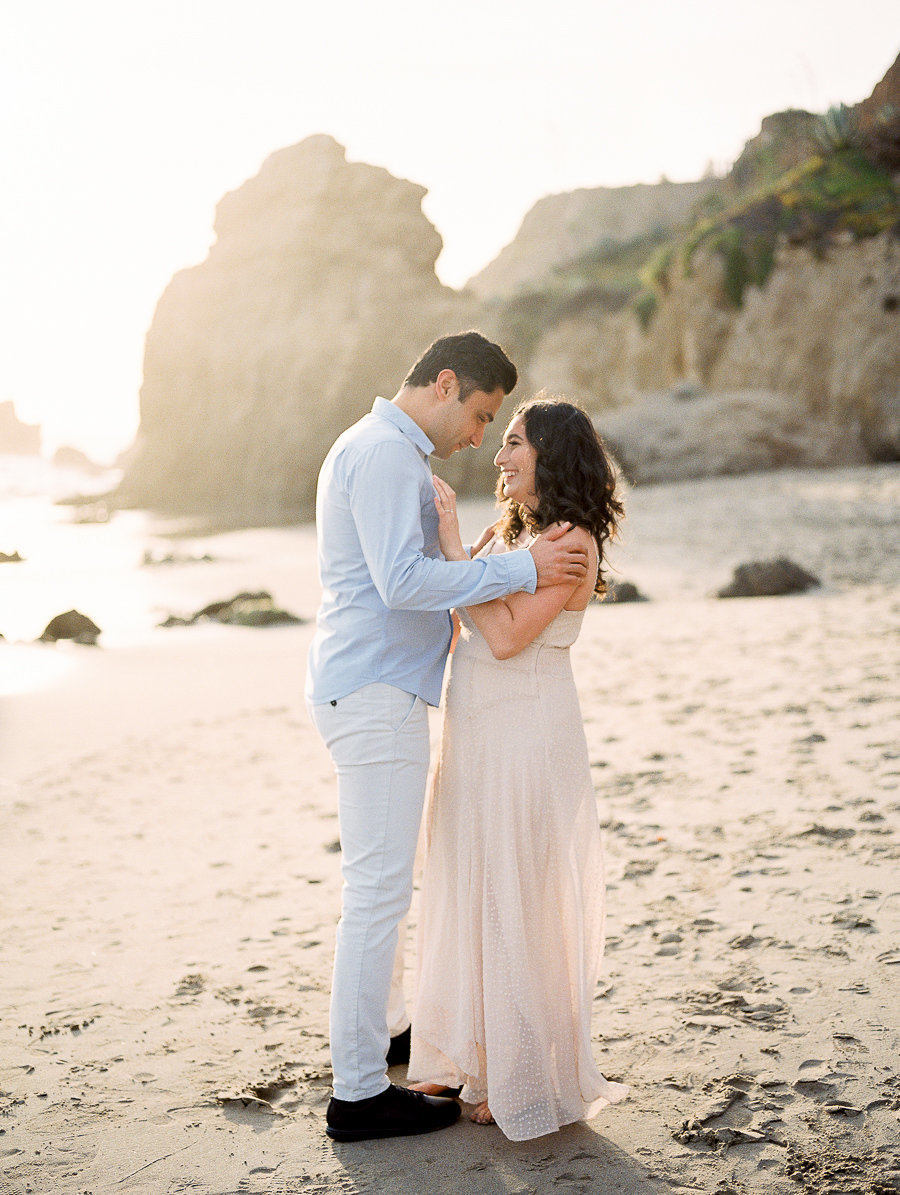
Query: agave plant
[{"left": 815, "top": 103, "right": 860, "bottom": 153}]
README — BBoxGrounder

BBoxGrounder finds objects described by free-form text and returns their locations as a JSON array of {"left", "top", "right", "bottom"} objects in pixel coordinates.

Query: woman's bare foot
[
  {"left": 470, "top": 1100, "right": 495, "bottom": 1125},
  {"left": 408, "top": 1081, "right": 460, "bottom": 1097}
]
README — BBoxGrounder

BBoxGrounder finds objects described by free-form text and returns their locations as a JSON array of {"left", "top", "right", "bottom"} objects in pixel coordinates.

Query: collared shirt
[{"left": 305, "top": 397, "right": 537, "bottom": 707}]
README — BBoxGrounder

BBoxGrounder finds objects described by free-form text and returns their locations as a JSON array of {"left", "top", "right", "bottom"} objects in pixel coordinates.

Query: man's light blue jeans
[{"left": 309, "top": 682, "right": 429, "bottom": 1101}]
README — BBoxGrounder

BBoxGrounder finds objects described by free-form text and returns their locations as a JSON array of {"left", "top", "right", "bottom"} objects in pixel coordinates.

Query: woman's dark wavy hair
[{"left": 495, "top": 394, "right": 624, "bottom": 597}]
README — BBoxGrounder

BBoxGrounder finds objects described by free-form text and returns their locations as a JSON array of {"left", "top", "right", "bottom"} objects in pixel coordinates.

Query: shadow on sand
[{"left": 330, "top": 1116, "right": 666, "bottom": 1195}]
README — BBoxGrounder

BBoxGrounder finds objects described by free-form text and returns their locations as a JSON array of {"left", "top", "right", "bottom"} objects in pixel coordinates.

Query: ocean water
[
  {"left": 5, "top": 454, "right": 896, "bottom": 702},
  {"left": 0, "top": 455, "right": 318, "bottom": 695}
]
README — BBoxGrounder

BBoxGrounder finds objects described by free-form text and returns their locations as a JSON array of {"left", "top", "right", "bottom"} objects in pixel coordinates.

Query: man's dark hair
[{"left": 404, "top": 330, "right": 517, "bottom": 400}]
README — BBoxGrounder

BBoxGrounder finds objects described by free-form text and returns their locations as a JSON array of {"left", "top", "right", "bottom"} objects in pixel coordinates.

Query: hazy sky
[{"left": 1, "top": 2, "right": 897, "bottom": 461}]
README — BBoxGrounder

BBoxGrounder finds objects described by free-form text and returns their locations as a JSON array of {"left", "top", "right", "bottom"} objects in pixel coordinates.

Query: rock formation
[
  {"left": 52, "top": 445, "right": 107, "bottom": 474},
  {"left": 0, "top": 401, "right": 40, "bottom": 455},
  {"left": 857, "top": 51, "right": 900, "bottom": 172},
  {"left": 466, "top": 178, "right": 722, "bottom": 301},
  {"left": 119, "top": 136, "right": 470, "bottom": 521},
  {"left": 121, "top": 57, "right": 899, "bottom": 520},
  {"left": 597, "top": 385, "right": 869, "bottom": 485},
  {"left": 529, "top": 232, "right": 900, "bottom": 473},
  {"left": 726, "top": 110, "right": 822, "bottom": 194},
  {"left": 158, "top": 591, "right": 304, "bottom": 628},
  {"left": 481, "top": 54, "right": 900, "bottom": 480},
  {"left": 39, "top": 610, "right": 102, "bottom": 645},
  {"left": 717, "top": 559, "right": 821, "bottom": 599},
  {"left": 603, "top": 580, "right": 648, "bottom": 604}
]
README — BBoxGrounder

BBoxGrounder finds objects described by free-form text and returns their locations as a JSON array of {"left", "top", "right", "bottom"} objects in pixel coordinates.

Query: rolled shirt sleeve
[
  {"left": 346, "top": 440, "right": 536, "bottom": 611},
  {"left": 306, "top": 398, "right": 535, "bottom": 707}
]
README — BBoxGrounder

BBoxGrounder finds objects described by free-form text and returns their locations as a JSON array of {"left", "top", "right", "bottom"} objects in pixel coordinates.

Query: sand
[{"left": 1, "top": 464, "right": 899, "bottom": 1195}]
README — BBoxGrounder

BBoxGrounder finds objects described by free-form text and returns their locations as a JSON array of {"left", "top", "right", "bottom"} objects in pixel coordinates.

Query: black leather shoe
[
  {"left": 325, "top": 1083, "right": 461, "bottom": 1142},
  {"left": 386, "top": 1025, "right": 411, "bottom": 1066}
]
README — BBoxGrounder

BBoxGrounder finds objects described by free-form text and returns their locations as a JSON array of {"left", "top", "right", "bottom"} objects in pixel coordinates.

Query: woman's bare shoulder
[{"left": 547, "top": 521, "right": 595, "bottom": 551}]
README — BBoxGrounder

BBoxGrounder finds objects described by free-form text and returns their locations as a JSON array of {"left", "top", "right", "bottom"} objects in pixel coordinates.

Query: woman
[{"left": 406, "top": 394, "right": 629, "bottom": 1141}]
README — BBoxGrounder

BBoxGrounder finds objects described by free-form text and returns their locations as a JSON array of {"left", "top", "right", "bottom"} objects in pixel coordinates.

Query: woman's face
[{"left": 494, "top": 415, "right": 538, "bottom": 509}]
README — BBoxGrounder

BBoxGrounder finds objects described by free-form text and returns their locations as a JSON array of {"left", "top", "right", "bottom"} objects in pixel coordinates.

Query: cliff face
[
  {"left": 858, "top": 51, "right": 900, "bottom": 172},
  {"left": 708, "top": 235, "right": 900, "bottom": 459},
  {"left": 120, "top": 136, "right": 469, "bottom": 520},
  {"left": 0, "top": 401, "right": 40, "bottom": 455},
  {"left": 726, "top": 109, "right": 822, "bottom": 193},
  {"left": 122, "top": 56, "right": 899, "bottom": 520},
  {"left": 517, "top": 233, "right": 900, "bottom": 477},
  {"left": 466, "top": 179, "right": 722, "bottom": 300},
  {"left": 479, "top": 56, "right": 900, "bottom": 482}
]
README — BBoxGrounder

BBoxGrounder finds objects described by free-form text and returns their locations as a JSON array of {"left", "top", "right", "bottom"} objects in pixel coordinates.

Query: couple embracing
[{"left": 305, "top": 331, "right": 629, "bottom": 1143}]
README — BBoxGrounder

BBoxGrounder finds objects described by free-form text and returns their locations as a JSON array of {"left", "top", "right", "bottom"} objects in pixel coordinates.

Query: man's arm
[
  {"left": 464, "top": 528, "right": 597, "bottom": 659},
  {"left": 430, "top": 474, "right": 589, "bottom": 591},
  {"left": 530, "top": 524, "right": 589, "bottom": 588},
  {"left": 345, "top": 441, "right": 536, "bottom": 611}
]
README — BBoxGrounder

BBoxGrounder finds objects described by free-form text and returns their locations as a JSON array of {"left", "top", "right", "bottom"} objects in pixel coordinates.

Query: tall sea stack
[{"left": 120, "top": 136, "right": 468, "bottom": 520}]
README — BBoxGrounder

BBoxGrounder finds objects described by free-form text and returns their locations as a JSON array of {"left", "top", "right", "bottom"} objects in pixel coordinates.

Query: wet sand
[{"left": 1, "top": 464, "right": 899, "bottom": 1194}]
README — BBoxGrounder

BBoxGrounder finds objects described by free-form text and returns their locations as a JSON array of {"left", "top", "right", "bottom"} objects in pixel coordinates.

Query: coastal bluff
[
  {"left": 119, "top": 136, "right": 468, "bottom": 521},
  {"left": 120, "top": 54, "right": 899, "bottom": 521},
  {"left": 480, "top": 56, "right": 900, "bottom": 481},
  {"left": 518, "top": 230, "right": 900, "bottom": 481},
  {"left": 0, "top": 401, "right": 41, "bottom": 455},
  {"left": 467, "top": 178, "right": 723, "bottom": 301}
]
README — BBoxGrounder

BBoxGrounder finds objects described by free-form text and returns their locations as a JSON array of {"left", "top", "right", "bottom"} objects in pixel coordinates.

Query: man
[{"left": 306, "top": 331, "right": 587, "bottom": 1142}]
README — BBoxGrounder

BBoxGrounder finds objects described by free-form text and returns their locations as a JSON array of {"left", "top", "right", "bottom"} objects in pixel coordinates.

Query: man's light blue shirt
[{"left": 305, "top": 397, "right": 537, "bottom": 707}]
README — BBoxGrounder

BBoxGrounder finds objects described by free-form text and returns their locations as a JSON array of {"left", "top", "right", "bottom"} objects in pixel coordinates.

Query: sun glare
[{"left": 0, "top": 1, "right": 897, "bottom": 459}]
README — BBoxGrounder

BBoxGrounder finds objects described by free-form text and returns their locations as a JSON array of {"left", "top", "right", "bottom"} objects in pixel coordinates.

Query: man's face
[{"left": 429, "top": 386, "right": 505, "bottom": 459}]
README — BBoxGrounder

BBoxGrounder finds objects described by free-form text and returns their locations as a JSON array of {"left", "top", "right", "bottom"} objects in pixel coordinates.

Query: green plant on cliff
[
  {"left": 491, "top": 138, "right": 898, "bottom": 346},
  {"left": 640, "top": 243, "right": 677, "bottom": 294},
  {"left": 489, "top": 230, "right": 675, "bottom": 352},
  {"left": 720, "top": 227, "right": 752, "bottom": 308},
  {"left": 815, "top": 103, "right": 860, "bottom": 153},
  {"left": 632, "top": 290, "right": 658, "bottom": 331},
  {"left": 558, "top": 228, "right": 672, "bottom": 293},
  {"left": 629, "top": 242, "right": 677, "bottom": 333},
  {"left": 682, "top": 147, "right": 899, "bottom": 307}
]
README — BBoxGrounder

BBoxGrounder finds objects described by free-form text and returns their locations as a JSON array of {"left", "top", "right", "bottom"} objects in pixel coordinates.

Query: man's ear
[{"left": 434, "top": 369, "right": 459, "bottom": 402}]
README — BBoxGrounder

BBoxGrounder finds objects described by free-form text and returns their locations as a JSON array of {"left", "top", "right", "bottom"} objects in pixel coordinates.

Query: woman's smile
[{"left": 494, "top": 415, "right": 537, "bottom": 506}]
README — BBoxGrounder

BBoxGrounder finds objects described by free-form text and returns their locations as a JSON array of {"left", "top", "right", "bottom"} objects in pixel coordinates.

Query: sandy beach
[{"left": 2, "top": 463, "right": 899, "bottom": 1195}]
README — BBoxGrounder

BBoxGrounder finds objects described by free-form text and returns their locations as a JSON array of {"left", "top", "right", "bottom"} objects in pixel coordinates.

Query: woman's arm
[
  {"left": 469, "top": 523, "right": 498, "bottom": 557},
  {"left": 464, "top": 571, "right": 583, "bottom": 659},
  {"left": 433, "top": 477, "right": 594, "bottom": 661}
]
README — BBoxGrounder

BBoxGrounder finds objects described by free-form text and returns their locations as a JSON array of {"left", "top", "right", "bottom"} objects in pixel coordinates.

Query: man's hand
[{"left": 530, "top": 523, "right": 588, "bottom": 588}]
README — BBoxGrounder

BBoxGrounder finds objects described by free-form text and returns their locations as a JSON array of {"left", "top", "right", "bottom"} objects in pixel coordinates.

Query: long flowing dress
[{"left": 408, "top": 543, "right": 629, "bottom": 1141}]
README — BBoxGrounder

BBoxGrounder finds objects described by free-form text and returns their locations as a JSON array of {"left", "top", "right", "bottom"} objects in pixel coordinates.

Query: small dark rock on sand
[
  {"left": 159, "top": 591, "right": 304, "bottom": 629},
  {"left": 39, "top": 609, "right": 102, "bottom": 645},
  {"left": 717, "top": 558, "right": 820, "bottom": 598},
  {"left": 141, "top": 549, "right": 215, "bottom": 567},
  {"left": 604, "top": 580, "right": 648, "bottom": 604},
  {"left": 0, "top": 550, "right": 23, "bottom": 563},
  {"left": 70, "top": 501, "right": 110, "bottom": 524},
  {"left": 671, "top": 380, "right": 706, "bottom": 402}
]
